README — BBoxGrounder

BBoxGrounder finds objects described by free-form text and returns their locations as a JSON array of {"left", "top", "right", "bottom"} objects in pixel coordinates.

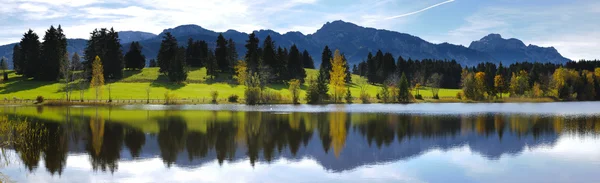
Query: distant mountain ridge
[{"left": 0, "top": 20, "right": 571, "bottom": 69}]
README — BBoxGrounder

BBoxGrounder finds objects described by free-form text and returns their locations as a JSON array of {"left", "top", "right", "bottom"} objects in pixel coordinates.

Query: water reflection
[{"left": 1, "top": 106, "right": 600, "bottom": 177}]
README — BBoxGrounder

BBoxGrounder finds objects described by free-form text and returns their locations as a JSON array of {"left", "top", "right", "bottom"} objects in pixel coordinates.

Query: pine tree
[
  {"left": 330, "top": 49, "right": 347, "bottom": 103},
  {"left": 206, "top": 49, "right": 218, "bottom": 79},
  {"left": 287, "top": 45, "right": 306, "bottom": 82},
  {"left": 12, "top": 44, "right": 22, "bottom": 74},
  {"left": 40, "top": 26, "right": 63, "bottom": 81},
  {"left": 302, "top": 50, "right": 315, "bottom": 69},
  {"left": 149, "top": 59, "right": 157, "bottom": 67},
  {"left": 276, "top": 46, "right": 289, "bottom": 81},
  {"left": 398, "top": 72, "right": 409, "bottom": 103},
  {"left": 83, "top": 28, "right": 123, "bottom": 79},
  {"left": 366, "top": 52, "right": 377, "bottom": 83},
  {"left": 245, "top": 33, "right": 260, "bottom": 72},
  {"left": 320, "top": 46, "right": 333, "bottom": 80},
  {"left": 90, "top": 56, "right": 104, "bottom": 101},
  {"left": 316, "top": 69, "right": 329, "bottom": 100},
  {"left": 168, "top": 47, "right": 188, "bottom": 83},
  {"left": 215, "top": 34, "right": 229, "bottom": 73},
  {"left": 227, "top": 39, "right": 238, "bottom": 73},
  {"left": 125, "top": 42, "right": 146, "bottom": 70},
  {"left": 157, "top": 32, "right": 178, "bottom": 74},
  {"left": 20, "top": 29, "right": 41, "bottom": 78}
]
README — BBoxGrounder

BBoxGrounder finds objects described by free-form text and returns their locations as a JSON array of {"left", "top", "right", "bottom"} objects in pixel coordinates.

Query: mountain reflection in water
[{"left": 1, "top": 105, "right": 599, "bottom": 182}]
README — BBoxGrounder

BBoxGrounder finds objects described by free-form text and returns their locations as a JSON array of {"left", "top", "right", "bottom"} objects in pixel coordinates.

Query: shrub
[
  {"left": 262, "top": 89, "right": 285, "bottom": 104},
  {"left": 3, "top": 72, "right": 8, "bottom": 81},
  {"left": 35, "top": 96, "right": 44, "bottom": 104},
  {"left": 288, "top": 79, "right": 301, "bottom": 104},
  {"left": 210, "top": 91, "right": 219, "bottom": 104},
  {"left": 345, "top": 87, "right": 353, "bottom": 104},
  {"left": 432, "top": 94, "right": 440, "bottom": 100},
  {"left": 414, "top": 94, "right": 423, "bottom": 100},
  {"left": 245, "top": 86, "right": 261, "bottom": 105},
  {"left": 228, "top": 94, "right": 239, "bottom": 103},
  {"left": 360, "top": 92, "right": 370, "bottom": 104},
  {"left": 456, "top": 91, "right": 464, "bottom": 100},
  {"left": 164, "top": 92, "right": 178, "bottom": 105}
]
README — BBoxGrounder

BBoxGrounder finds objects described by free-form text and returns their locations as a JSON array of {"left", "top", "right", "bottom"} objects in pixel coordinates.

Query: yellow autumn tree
[
  {"left": 90, "top": 56, "right": 104, "bottom": 101},
  {"left": 494, "top": 75, "right": 505, "bottom": 99},
  {"left": 234, "top": 60, "right": 248, "bottom": 85},
  {"left": 329, "top": 50, "right": 347, "bottom": 103},
  {"left": 473, "top": 72, "right": 486, "bottom": 100}
]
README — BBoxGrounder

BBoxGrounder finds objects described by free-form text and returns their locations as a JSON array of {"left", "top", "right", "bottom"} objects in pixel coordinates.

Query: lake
[{"left": 1, "top": 103, "right": 600, "bottom": 183}]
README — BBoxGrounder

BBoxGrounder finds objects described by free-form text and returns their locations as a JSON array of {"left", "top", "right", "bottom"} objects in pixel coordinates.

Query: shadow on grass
[
  {"left": 0, "top": 75, "right": 56, "bottom": 94},
  {"left": 122, "top": 69, "right": 143, "bottom": 80},
  {"left": 151, "top": 74, "right": 186, "bottom": 90}
]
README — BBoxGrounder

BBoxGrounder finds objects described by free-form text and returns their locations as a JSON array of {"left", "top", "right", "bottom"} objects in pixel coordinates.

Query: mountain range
[{"left": 0, "top": 20, "right": 571, "bottom": 69}]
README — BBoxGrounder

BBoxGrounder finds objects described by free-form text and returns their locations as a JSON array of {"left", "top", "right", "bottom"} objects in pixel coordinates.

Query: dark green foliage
[
  {"left": 343, "top": 54, "right": 351, "bottom": 83},
  {"left": 20, "top": 29, "right": 41, "bottom": 78},
  {"left": 316, "top": 69, "right": 329, "bottom": 100},
  {"left": 320, "top": 46, "right": 332, "bottom": 80},
  {"left": 12, "top": 44, "right": 22, "bottom": 74},
  {"left": 1, "top": 57, "right": 7, "bottom": 81},
  {"left": 345, "top": 87, "right": 353, "bottom": 104},
  {"left": 302, "top": 50, "right": 315, "bottom": 69},
  {"left": 167, "top": 47, "right": 188, "bottom": 83},
  {"left": 36, "top": 96, "right": 44, "bottom": 103},
  {"left": 398, "top": 72, "right": 410, "bottom": 103},
  {"left": 149, "top": 59, "right": 157, "bottom": 67},
  {"left": 84, "top": 28, "right": 124, "bottom": 79},
  {"left": 185, "top": 38, "right": 209, "bottom": 67},
  {"left": 205, "top": 49, "right": 218, "bottom": 79},
  {"left": 227, "top": 39, "right": 238, "bottom": 73},
  {"left": 228, "top": 94, "right": 239, "bottom": 103},
  {"left": 157, "top": 32, "right": 178, "bottom": 74},
  {"left": 244, "top": 33, "right": 260, "bottom": 72},
  {"left": 287, "top": 45, "right": 306, "bottom": 82},
  {"left": 215, "top": 34, "right": 229, "bottom": 73},
  {"left": 124, "top": 42, "right": 146, "bottom": 70},
  {"left": 276, "top": 46, "right": 289, "bottom": 81},
  {"left": 40, "top": 26, "right": 65, "bottom": 81}
]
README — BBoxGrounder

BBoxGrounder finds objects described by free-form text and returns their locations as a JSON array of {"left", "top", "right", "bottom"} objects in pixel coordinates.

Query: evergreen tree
[
  {"left": 149, "top": 59, "right": 157, "bottom": 67},
  {"left": 398, "top": 72, "right": 410, "bottom": 103},
  {"left": 276, "top": 46, "right": 289, "bottom": 81},
  {"left": 287, "top": 45, "right": 306, "bottom": 82},
  {"left": 124, "top": 41, "right": 146, "bottom": 70},
  {"left": 262, "top": 36, "right": 277, "bottom": 69},
  {"left": 206, "top": 49, "right": 218, "bottom": 79},
  {"left": 168, "top": 47, "right": 188, "bottom": 83},
  {"left": 19, "top": 29, "right": 41, "bottom": 78},
  {"left": 84, "top": 28, "right": 123, "bottom": 79},
  {"left": 316, "top": 69, "right": 329, "bottom": 101},
  {"left": 185, "top": 39, "right": 208, "bottom": 67},
  {"left": 302, "top": 50, "right": 315, "bottom": 69},
  {"left": 71, "top": 53, "right": 82, "bottom": 71},
  {"left": 244, "top": 33, "right": 260, "bottom": 72},
  {"left": 157, "top": 32, "right": 178, "bottom": 74},
  {"left": 227, "top": 38, "right": 238, "bottom": 73},
  {"left": 40, "top": 26, "right": 63, "bottom": 81},
  {"left": 1, "top": 57, "right": 7, "bottom": 81},
  {"left": 215, "top": 34, "right": 229, "bottom": 73},
  {"left": 342, "top": 54, "right": 351, "bottom": 83},
  {"left": 12, "top": 44, "right": 22, "bottom": 74},
  {"left": 320, "top": 46, "right": 333, "bottom": 79},
  {"left": 366, "top": 52, "right": 377, "bottom": 83}
]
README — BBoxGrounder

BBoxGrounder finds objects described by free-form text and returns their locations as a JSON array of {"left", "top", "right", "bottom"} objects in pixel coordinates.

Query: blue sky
[{"left": 0, "top": 0, "right": 598, "bottom": 60}]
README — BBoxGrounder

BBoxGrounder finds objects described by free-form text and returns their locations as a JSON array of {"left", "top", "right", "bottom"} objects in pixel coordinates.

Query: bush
[
  {"left": 414, "top": 94, "right": 423, "bottom": 100},
  {"left": 245, "top": 87, "right": 261, "bottom": 105},
  {"left": 262, "top": 89, "right": 285, "bottom": 104},
  {"left": 228, "top": 94, "right": 239, "bottom": 103},
  {"left": 360, "top": 92, "right": 370, "bottom": 104},
  {"left": 211, "top": 91, "right": 219, "bottom": 104},
  {"left": 456, "top": 91, "right": 464, "bottom": 100},
  {"left": 3, "top": 72, "right": 8, "bottom": 81},
  {"left": 36, "top": 96, "right": 44, "bottom": 104},
  {"left": 432, "top": 94, "right": 440, "bottom": 100},
  {"left": 345, "top": 87, "right": 353, "bottom": 104},
  {"left": 164, "top": 92, "right": 178, "bottom": 105}
]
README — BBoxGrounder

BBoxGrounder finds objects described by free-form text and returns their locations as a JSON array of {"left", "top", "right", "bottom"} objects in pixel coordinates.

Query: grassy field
[{"left": 0, "top": 68, "right": 462, "bottom": 103}]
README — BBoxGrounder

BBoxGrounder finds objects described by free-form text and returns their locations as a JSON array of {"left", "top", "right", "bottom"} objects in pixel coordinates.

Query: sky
[{"left": 0, "top": 0, "right": 598, "bottom": 60}]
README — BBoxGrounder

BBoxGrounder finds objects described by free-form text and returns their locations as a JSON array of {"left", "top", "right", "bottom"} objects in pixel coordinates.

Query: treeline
[{"left": 461, "top": 61, "right": 600, "bottom": 101}]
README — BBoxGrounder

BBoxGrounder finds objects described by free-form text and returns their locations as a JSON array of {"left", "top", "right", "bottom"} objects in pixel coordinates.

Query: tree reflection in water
[{"left": 2, "top": 106, "right": 600, "bottom": 175}]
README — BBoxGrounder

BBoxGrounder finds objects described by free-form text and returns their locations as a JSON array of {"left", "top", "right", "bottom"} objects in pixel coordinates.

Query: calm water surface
[{"left": 1, "top": 103, "right": 600, "bottom": 183}]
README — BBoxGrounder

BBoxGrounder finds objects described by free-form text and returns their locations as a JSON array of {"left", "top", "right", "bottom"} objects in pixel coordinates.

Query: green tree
[
  {"left": 12, "top": 44, "right": 22, "bottom": 74},
  {"left": 71, "top": 52, "right": 82, "bottom": 71},
  {"left": 168, "top": 47, "right": 188, "bottom": 83},
  {"left": 149, "top": 59, "right": 157, "bottom": 67},
  {"left": 20, "top": 29, "right": 41, "bottom": 78},
  {"left": 302, "top": 50, "right": 315, "bottom": 69},
  {"left": 157, "top": 32, "right": 178, "bottom": 74},
  {"left": 330, "top": 49, "right": 347, "bottom": 102},
  {"left": 205, "top": 49, "right": 218, "bottom": 79},
  {"left": 215, "top": 34, "right": 229, "bottom": 73},
  {"left": 289, "top": 79, "right": 301, "bottom": 104},
  {"left": 245, "top": 33, "right": 260, "bottom": 72},
  {"left": 124, "top": 42, "right": 146, "bottom": 70},
  {"left": 320, "top": 46, "right": 333, "bottom": 80},
  {"left": 397, "top": 72, "right": 410, "bottom": 103},
  {"left": 0, "top": 57, "right": 7, "bottom": 81},
  {"left": 287, "top": 45, "right": 306, "bottom": 82},
  {"left": 84, "top": 28, "right": 123, "bottom": 79},
  {"left": 345, "top": 87, "right": 353, "bottom": 104},
  {"left": 316, "top": 69, "right": 329, "bottom": 101},
  {"left": 40, "top": 26, "right": 64, "bottom": 81},
  {"left": 227, "top": 38, "right": 238, "bottom": 73}
]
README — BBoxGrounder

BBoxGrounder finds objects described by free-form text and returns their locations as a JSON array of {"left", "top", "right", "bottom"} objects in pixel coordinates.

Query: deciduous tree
[{"left": 329, "top": 49, "right": 347, "bottom": 103}]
